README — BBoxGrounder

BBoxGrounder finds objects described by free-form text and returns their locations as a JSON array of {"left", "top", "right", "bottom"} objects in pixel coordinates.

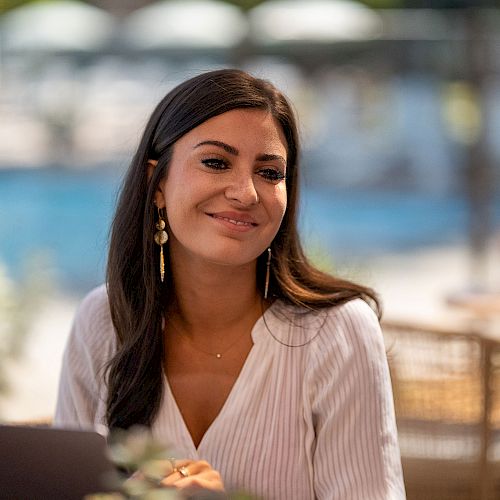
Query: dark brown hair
[{"left": 106, "top": 69, "right": 380, "bottom": 430}]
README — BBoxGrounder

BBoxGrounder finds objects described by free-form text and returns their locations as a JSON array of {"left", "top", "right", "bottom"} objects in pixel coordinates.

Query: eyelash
[
  {"left": 258, "top": 168, "right": 286, "bottom": 182},
  {"left": 201, "top": 158, "right": 228, "bottom": 170},
  {"left": 201, "top": 158, "right": 285, "bottom": 182}
]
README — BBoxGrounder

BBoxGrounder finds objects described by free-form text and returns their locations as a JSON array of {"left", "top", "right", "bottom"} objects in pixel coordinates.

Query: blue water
[
  {"left": 300, "top": 188, "right": 470, "bottom": 254},
  {"left": 0, "top": 168, "right": 120, "bottom": 290},
  {"left": 0, "top": 168, "right": 496, "bottom": 291}
]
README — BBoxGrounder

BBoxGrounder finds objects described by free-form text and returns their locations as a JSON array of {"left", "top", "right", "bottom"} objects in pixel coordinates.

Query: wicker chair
[{"left": 382, "top": 320, "right": 500, "bottom": 500}]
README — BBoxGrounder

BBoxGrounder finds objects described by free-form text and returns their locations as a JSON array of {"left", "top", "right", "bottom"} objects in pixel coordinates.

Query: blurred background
[{"left": 1, "top": 0, "right": 500, "bottom": 497}]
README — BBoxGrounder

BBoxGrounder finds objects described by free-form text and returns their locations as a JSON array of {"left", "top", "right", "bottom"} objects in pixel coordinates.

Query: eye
[
  {"left": 258, "top": 168, "right": 286, "bottom": 182},
  {"left": 201, "top": 158, "right": 228, "bottom": 170}
]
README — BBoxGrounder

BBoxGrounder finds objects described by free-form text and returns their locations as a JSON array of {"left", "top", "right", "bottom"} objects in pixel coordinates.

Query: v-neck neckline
[
  {"left": 163, "top": 333, "right": 259, "bottom": 454},
  {"left": 161, "top": 301, "right": 278, "bottom": 454}
]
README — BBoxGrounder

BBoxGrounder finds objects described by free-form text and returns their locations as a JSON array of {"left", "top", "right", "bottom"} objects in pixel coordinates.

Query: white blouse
[{"left": 55, "top": 285, "right": 405, "bottom": 500}]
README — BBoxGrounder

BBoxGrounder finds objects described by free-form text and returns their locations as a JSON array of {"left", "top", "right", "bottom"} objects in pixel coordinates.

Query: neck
[{"left": 166, "top": 252, "right": 263, "bottom": 338}]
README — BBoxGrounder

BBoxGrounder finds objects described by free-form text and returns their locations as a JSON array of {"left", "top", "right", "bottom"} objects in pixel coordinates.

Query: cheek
[
  {"left": 273, "top": 185, "right": 287, "bottom": 224},
  {"left": 161, "top": 182, "right": 189, "bottom": 229},
  {"left": 162, "top": 178, "right": 210, "bottom": 233},
  {"left": 162, "top": 171, "right": 194, "bottom": 210}
]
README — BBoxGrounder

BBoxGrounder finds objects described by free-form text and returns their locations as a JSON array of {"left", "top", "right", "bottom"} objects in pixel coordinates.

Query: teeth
[{"left": 214, "top": 215, "right": 252, "bottom": 226}]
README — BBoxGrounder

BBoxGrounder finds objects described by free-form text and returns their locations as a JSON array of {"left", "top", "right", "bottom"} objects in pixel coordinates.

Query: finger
[
  {"left": 160, "top": 463, "right": 193, "bottom": 487},
  {"left": 173, "top": 473, "right": 225, "bottom": 492},
  {"left": 164, "top": 470, "right": 225, "bottom": 491},
  {"left": 163, "top": 459, "right": 210, "bottom": 481},
  {"left": 174, "top": 459, "right": 211, "bottom": 475},
  {"left": 159, "top": 459, "right": 222, "bottom": 488},
  {"left": 175, "top": 465, "right": 190, "bottom": 479}
]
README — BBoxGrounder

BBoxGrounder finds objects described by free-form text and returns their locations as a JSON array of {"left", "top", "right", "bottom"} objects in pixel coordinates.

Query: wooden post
[
  {"left": 463, "top": 9, "right": 495, "bottom": 291},
  {"left": 478, "top": 338, "right": 493, "bottom": 500}
]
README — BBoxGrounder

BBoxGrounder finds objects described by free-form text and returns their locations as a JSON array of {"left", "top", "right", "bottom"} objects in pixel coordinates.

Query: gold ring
[{"left": 177, "top": 465, "right": 189, "bottom": 478}]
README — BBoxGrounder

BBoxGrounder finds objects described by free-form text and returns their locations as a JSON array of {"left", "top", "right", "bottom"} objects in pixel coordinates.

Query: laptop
[{"left": 0, "top": 424, "right": 120, "bottom": 500}]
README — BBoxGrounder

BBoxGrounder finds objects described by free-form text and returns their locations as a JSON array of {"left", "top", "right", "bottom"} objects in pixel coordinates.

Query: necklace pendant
[{"left": 216, "top": 353, "right": 222, "bottom": 359}]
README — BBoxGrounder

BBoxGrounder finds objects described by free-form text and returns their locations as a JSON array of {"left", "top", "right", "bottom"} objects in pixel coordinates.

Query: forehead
[{"left": 175, "top": 108, "right": 288, "bottom": 155}]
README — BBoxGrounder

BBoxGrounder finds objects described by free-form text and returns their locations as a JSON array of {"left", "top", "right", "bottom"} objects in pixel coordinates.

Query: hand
[{"left": 159, "top": 459, "right": 225, "bottom": 492}]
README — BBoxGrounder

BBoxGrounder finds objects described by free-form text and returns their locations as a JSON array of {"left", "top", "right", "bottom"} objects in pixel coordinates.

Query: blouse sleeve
[
  {"left": 307, "top": 299, "right": 406, "bottom": 499},
  {"left": 54, "top": 285, "right": 114, "bottom": 431}
]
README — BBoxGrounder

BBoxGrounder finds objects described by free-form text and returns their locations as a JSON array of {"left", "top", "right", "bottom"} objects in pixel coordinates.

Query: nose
[{"left": 224, "top": 172, "right": 259, "bottom": 207}]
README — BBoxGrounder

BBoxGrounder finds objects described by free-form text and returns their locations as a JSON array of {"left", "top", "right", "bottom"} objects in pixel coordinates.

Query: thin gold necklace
[{"left": 168, "top": 321, "right": 250, "bottom": 359}]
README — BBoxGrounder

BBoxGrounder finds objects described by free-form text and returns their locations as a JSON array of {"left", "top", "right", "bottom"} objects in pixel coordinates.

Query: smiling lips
[{"left": 208, "top": 212, "right": 258, "bottom": 232}]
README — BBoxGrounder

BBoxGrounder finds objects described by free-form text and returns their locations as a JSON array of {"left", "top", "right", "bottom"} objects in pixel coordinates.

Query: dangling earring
[
  {"left": 154, "top": 207, "right": 168, "bottom": 282},
  {"left": 264, "top": 247, "right": 272, "bottom": 300}
]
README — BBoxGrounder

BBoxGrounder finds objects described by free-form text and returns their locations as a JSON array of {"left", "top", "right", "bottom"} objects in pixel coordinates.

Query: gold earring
[
  {"left": 154, "top": 207, "right": 168, "bottom": 282},
  {"left": 264, "top": 247, "right": 271, "bottom": 299}
]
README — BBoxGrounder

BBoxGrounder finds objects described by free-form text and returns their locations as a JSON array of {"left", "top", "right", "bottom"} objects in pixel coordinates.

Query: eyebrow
[{"left": 194, "top": 140, "right": 286, "bottom": 166}]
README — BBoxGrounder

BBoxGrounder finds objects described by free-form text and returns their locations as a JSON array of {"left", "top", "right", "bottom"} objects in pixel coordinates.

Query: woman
[{"left": 55, "top": 69, "right": 405, "bottom": 499}]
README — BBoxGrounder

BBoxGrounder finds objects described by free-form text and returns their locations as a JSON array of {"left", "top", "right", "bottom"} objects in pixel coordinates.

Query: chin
[
  {"left": 200, "top": 247, "right": 260, "bottom": 268},
  {"left": 208, "top": 254, "right": 257, "bottom": 268}
]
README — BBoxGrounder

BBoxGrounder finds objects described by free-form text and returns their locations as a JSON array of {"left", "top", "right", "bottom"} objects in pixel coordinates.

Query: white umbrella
[
  {"left": 248, "top": 0, "right": 382, "bottom": 45},
  {"left": 1, "top": 0, "right": 115, "bottom": 53},
  {"left": 122, "top": 0, "right": 248, "bottom": 50}
]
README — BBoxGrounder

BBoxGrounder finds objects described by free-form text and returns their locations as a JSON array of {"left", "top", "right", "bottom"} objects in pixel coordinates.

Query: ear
[
  {"left": 147, "top": 159, "right": 166, "bottom": 209},
  {"left": 146, "top": 159, "right": 158, "bottom": 181}
]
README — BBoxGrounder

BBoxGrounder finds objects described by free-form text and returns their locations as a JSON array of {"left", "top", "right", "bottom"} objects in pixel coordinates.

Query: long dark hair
[{"left": 105, "top": 69, "right": 380, "bottom": 431}]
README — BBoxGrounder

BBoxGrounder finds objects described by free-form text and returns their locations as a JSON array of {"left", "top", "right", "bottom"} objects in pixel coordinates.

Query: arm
[
  {"left": 55, "top": 288, "right": 225, "bottom": 493},
  {"left": 309, "top": 300, "right": 405, "bottom": 500},
  {"left": 54, "top": 285, "right": 113, "bottom": 430}
]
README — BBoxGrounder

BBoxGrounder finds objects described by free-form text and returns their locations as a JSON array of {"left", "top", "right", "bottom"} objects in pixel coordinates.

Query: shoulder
[
  {"left": 306, "top": 298, "right": 385, "bottom": 373},
  {"left": 321, "top": 298, "right": 381, "bottom": 345},
  {"left": 76, "top": 283, "right": 111, "bottom": 323},
  {"left": 268, "top": 298, "right": 383, "bottom": 362},
  {"left": 56, "top": 285, "right": 114, "bottom": 427},
  {"left": 304, "top": 299, "right": 393, "bottom": 412},
  {"left": 325, "top": 297, "right": 381, "bottom": 345},
  {"left": 70, "top": 284, "right": 115, "bottom": 354}
]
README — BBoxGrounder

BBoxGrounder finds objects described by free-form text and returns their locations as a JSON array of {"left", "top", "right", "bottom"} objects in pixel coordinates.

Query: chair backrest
[{"left": 382, "top": 320, "right": 500, "bottom": 500}]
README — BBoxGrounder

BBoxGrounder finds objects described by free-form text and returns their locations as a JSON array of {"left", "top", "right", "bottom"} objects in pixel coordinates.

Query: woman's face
[{"left": 154, "top": 108, "right": 288, "bottom": 268}]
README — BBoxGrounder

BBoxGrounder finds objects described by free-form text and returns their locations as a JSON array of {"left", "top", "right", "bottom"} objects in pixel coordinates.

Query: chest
[
  {"left": 159, "top": 343, "right": 314, "bottom": 500},
  {"left": 165, "top": 336, "right": 253, "bottom": 448}
]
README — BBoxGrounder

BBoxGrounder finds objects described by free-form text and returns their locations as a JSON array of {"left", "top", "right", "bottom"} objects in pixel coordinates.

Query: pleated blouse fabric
[{"left": 55, "top": 285, "right": 406, "bottom": 500}]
